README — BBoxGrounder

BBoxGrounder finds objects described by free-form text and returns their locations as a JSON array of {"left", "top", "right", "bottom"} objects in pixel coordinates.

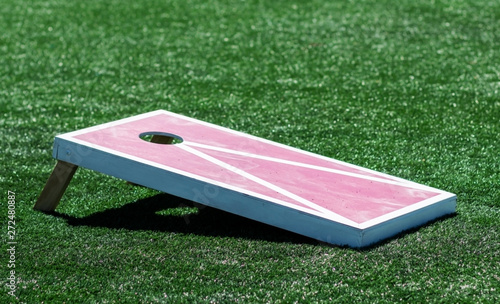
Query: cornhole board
[{"left": 35, "top": 110, "right": 456, "bottom": 247}]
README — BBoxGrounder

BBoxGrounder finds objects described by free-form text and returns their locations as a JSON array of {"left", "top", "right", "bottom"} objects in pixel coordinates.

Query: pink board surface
[{"left": 52, "top": 110, "right": 456, "bottom": 247}]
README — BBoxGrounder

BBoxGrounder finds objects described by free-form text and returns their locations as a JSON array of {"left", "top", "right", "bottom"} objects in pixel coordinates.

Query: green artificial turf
[{"left": 1, "top": 0, "right": 499, "bottom": 302}]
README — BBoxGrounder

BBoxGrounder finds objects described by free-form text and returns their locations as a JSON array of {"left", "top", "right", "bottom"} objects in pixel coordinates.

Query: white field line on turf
[
  {"left": 178, "top": 144, "right": 359, "bottom": 227},
  {"left": 184, "top": 142, "right": 436, "bottom": 191}
]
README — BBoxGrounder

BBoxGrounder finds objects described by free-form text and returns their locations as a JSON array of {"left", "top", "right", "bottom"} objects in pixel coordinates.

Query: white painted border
[
  {"left": 358, "top": 192, "right": 455, "bottom": 229},
  {"left": 54, "top": 110, "right": 457, "bottom": 233}
]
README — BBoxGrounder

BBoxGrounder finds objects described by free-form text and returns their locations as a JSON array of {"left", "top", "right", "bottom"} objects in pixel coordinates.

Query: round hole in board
[{"left": 139, "top": 132, "right": 184, "bottom": 145}]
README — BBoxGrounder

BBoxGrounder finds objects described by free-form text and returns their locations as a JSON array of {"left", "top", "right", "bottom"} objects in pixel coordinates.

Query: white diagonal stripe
[
  {"left": 184, "top": 142, "right": 432, "bottom": 191},
  {"left": 178, "top": 144, "right": 359, "bottom": 226}
]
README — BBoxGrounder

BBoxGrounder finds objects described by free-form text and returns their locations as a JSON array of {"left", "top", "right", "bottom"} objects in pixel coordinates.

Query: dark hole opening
[{"left": 139, "top": 132, "right": 183, "bottom": 145}]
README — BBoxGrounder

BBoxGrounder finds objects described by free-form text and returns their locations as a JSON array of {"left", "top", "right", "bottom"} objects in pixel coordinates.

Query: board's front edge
[{"left": 359, "top": 195, "right": 457, "bottom": 247}]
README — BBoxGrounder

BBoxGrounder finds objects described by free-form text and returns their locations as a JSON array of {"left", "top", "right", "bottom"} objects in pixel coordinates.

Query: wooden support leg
[{"left": 34, "top": 160, "right": 78, "bottom": 212}]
